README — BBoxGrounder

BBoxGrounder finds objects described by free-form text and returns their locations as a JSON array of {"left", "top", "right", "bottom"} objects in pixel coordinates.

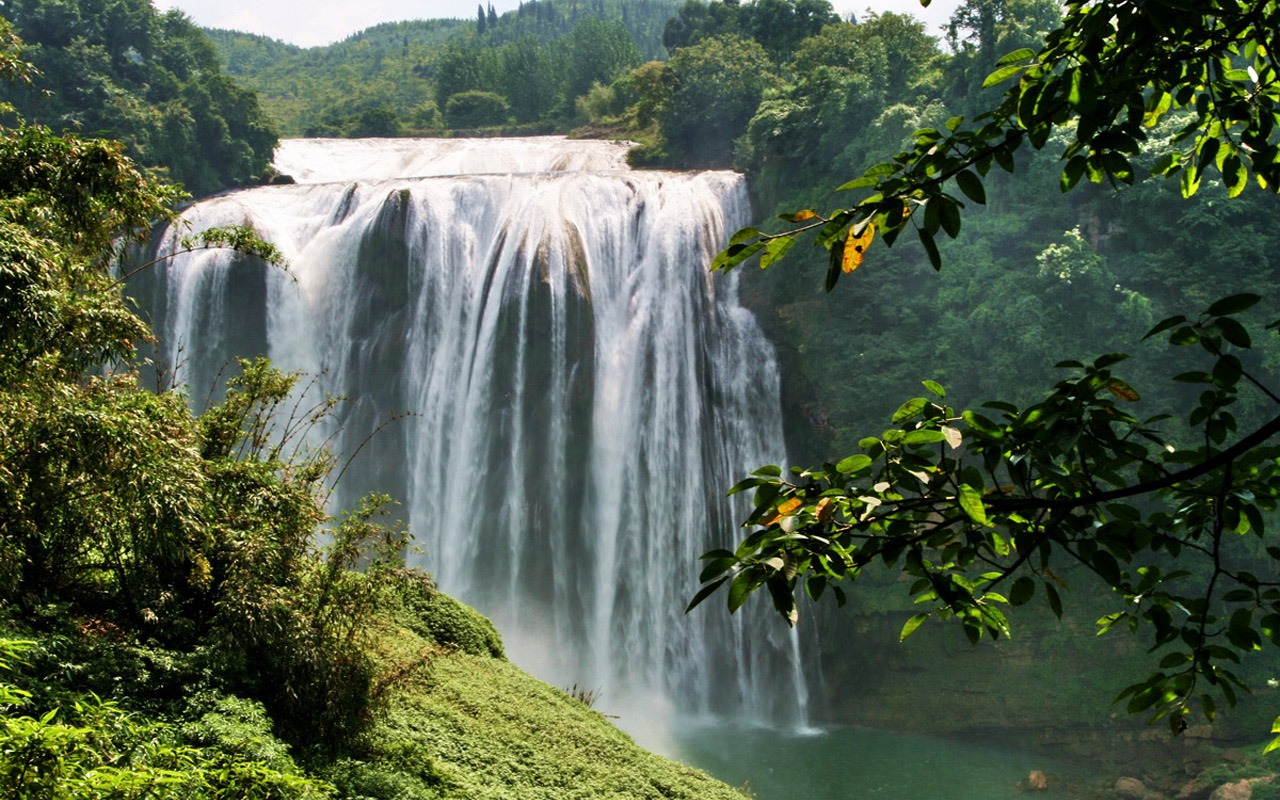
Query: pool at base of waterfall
[{"left": 673, "top": 721, "right": 1078, "bottom": 799}]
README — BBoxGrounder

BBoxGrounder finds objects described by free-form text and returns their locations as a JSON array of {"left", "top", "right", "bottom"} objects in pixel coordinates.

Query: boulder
[
  {"left": 1209, "top": 777, "right": 1275, "bottom": 800},
  {"left": 1116, "top": 776, "right": 1163, "bottom": 800}
]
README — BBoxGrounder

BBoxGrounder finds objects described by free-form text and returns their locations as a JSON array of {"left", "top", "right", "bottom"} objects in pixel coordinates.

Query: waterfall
[{"left": 133, "top": 136, "right": 813, "bottom": 737}]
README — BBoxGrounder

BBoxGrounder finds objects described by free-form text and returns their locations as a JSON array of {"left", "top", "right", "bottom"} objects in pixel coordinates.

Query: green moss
[
  {"left": 339, "top": 572, "right": 745, "bottom": 799},
  {"left": 360, "top": 653, "right": 746, "bottom": 800},
  {"left": 390, "top": 571, "right": 505, "bottom": 659}
]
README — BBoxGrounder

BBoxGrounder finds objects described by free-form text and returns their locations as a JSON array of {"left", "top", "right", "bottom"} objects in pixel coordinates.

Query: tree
[
  {"left": 444, "top": 89, "right": 510, "bottom": 128},
  {"left": 1, "top": 2, "right": 278, "bottom": 195},
  {"left": 662, "top": 0, "right": 741, "bottom": 51},
  {"left": 658, "top": 34, "right": 776, "bottom": 167},
  {"left": 738, "top": 0, "right": 838, "bottom": 61},
  {"left": 562, "top": 18, "right": 642, "bottom": 106},
  {"left": 500, "top": 35, "right": 562, "bottom": 123},
  {"left": 696, "top": 0, "right": 1280, "bottom": 740}
]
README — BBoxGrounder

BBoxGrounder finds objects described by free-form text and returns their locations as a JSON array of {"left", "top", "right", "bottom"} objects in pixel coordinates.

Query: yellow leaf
[
  {"left": 781, "top": 209, "right": 816, "bottom": 223},
  {"left": 842, "top": 222, "right": 875, "bottom": 273},
  {"left": 1106, "top": 379, "right": 1141, "bottom": 402},
  {"left": 765, "top": 496, "right": 803, "bottom": 526},
  {"left": 815, "top": 497, "right": 834, "bottom": 523}
]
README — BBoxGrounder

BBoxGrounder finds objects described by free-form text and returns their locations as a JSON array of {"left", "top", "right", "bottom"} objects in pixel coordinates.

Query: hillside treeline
[
  {"left": 207, "top": 0, "right": 678, "bottom": 137},
  {"left": 0, "top": 0, "right": 277, "bottom": 195}
]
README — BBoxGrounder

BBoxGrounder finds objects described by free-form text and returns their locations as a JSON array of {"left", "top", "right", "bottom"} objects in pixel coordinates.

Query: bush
[
  {"left": 390, "top": 571, "right": 504, "bottom": 659},
  {"left": 0, "top": 639, "right": 335, "bottom": 800},
  {"left": 444, "top": 91, "right": 511, "bottom": 128}
]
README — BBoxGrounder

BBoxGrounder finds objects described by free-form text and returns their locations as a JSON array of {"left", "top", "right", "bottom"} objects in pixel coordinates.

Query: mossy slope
[{"left": 324, "top": 573, "right": 748, "bottom": 799}]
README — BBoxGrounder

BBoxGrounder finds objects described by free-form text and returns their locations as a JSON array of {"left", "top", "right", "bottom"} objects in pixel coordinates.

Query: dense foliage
[
  {"left": 0, "top": 0, "right": 277, "bottom": 196},
  {"left": 206, "top": 0, "right": 675, "bottom": 138},
  {"left": 675, "top": 0, "right": 1280, "bottom": 742}
]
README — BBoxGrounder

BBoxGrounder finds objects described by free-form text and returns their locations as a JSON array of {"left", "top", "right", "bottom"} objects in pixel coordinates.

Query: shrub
[
  {"left": 443, "top": 91, "right": 510, "bottom": 128},
  {"left": 390, "top": 571, "right": 504, "bottom": 659}
]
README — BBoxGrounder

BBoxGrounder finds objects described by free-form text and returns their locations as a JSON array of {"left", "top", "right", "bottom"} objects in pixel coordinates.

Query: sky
[{"left": 151, "top": 0, "right": 961, "bottom": 49}]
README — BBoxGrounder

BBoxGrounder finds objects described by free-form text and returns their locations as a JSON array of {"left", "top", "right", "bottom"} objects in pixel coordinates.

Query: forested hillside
[
  {"left": 592, "top": 0, "right": 1280, "bottom": 463},
  {"left": 0, "top": 15, "right": 748, "bottom": 798},
  {"left": 0, "top": 0, "right": 277, "bottom": 195},
  {"left": 206, "top": 0, "right": 678, "bottom": 137}
]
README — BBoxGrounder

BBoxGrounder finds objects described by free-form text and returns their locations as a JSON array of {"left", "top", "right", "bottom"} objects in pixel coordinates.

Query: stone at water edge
[
  {"left": 1116, "top": 776, "right": 1164, "bottom": 800},
  {"left": 1026, "top": 770, "right": 1049, "bottom": 791},
  {"left": 1209, "top": 776, "right": 1276, "bottom": 800}
]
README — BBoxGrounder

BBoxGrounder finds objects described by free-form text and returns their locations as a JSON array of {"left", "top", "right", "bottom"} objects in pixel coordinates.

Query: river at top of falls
[
  {"left": 132, "top": 136, "right": 814, "bottom": 748},
  {"left": 270, "top": 136, "right": 635, "bottom": 183}
]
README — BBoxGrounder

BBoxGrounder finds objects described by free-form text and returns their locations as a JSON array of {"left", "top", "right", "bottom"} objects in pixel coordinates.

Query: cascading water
[{"left": 132, "top": 137, "right": 814, "bottom": 740}]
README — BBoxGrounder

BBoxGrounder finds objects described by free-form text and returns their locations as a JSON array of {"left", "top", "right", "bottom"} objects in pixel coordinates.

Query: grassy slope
[
  {"left": 375, "top": 654, "right": 745, "bottom": 799},
  {"left": 332, "top": 585, "right": 747, "bottom": 799}
]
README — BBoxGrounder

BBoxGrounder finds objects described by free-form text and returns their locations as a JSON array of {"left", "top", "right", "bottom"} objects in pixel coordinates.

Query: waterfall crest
[{"left": 135, "top": 137, "right": 811, "bottom": 735}]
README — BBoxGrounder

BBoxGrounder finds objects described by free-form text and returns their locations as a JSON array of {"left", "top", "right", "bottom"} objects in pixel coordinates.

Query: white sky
[{"left": 151, "top": 0, "right": 961, "bottom": 49}]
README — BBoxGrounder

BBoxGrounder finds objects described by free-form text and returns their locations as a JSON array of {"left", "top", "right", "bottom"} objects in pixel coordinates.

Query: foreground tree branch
[{"left": 696, "top": 0, "right": 1280, "bottom": 744}]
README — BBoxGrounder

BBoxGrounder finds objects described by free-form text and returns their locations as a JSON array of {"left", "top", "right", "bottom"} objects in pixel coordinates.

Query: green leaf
[
  {"left": 863, "top": 161, "right": 898, "bottom": 178},
  {"left": 686, "top": 577, "right": 729, "bottom": 613},
  {"left": 1181, "top": 162, "right": 1202, "bottom": 197},
  {"left": 1091, "top": 551, "right": 1122, "bottom": 586},
  {"left": 1144, "top": 315, "right": 1187, "bottom": 339},
  {"left": 727, "top": 571, "right": 756, "bottom": 612},
  {"left": 1009, "top": 576, "right": 1035, "bottom": 606},
  {"left": 1206, "top": 293, "right": 1260, "bottom": 316},
  {"left": 759, "top": 235, "right": 797, "bottom": 269},
  {"left": 700, "top": 557, "right": 737, "bottom": 583},
  {"left": 1143, "top": 91, "right": 1172, "bottom": 127},
  {"left": 892, "top": 398, "right": 928, "bottom": 423},
  {"left": 1217, "top": 318, "right": 1251, "bottom": 348},
  {"left": 900, "top": 612, "right": 930, "bottom": 640},
  {"left": 939, "top": 196, "right": 962, "bottom": 238},
  {"left": 983, "top": 63, "right": 1027, "bottom": 88},
  {"left": 955, "top": 170, "right": 986, "bottom": 204},
  {"left": 837, "top": 176, "right": 879, "bottom": 191},
  {"left": 837, "top": 454, "right": 873, "bottom": 475},
  {"left": 995, "top": 47, "right": 1035, "bottom": 66},
  {"left": 727, "top": 477, "right": 762, "bottom": 496},
  {"left": 903, "top": 429, "right": 947, "bottom": 445},
  {"left": 958, "top": 484, "right": 988, "bottom": 526},
  {"left": 1061, "top": 155, "right": 1087, "bottom": 192},
  {"left": 1045, "top": 582, "right": 1063, "bottom": 618},
  {"left": 922, "top": 380, "right": 945, "bottom": 398},
  {"left": 712, "top": 240, "right": 764, "bottom": 272},
  {"left": 918, "top": 226, "right": 942, "bottom": 270}
]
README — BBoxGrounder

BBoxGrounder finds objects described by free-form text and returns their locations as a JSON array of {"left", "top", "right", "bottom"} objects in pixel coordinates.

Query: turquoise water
[{"left": 674, "top": 722, "right": 1071, "bottom": 799}]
